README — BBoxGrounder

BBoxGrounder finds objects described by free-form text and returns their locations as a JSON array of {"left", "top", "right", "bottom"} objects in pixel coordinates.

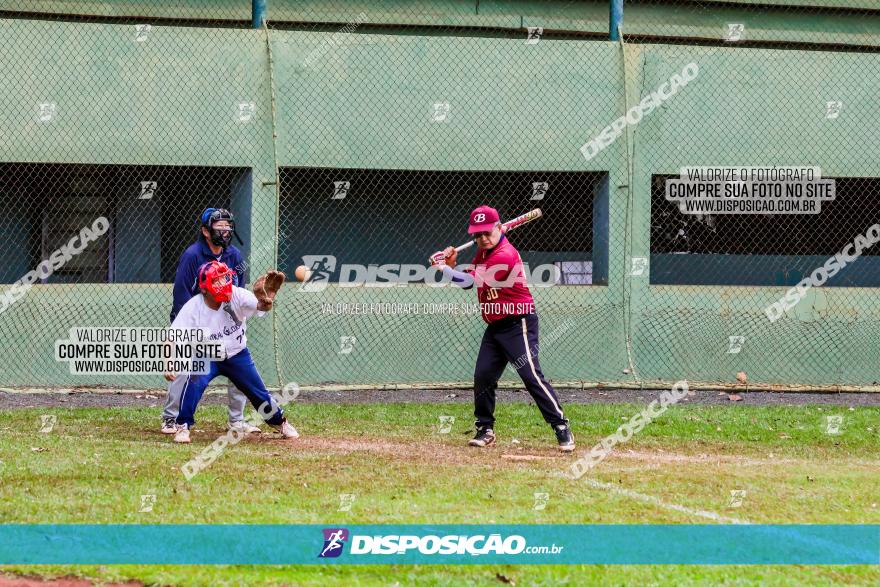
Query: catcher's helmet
[
  {"left": 198, "top": 260, "right": 235, "bottom": 303},
  {"left": 200, "top": 207, "right": 238, "bottom": 248}
]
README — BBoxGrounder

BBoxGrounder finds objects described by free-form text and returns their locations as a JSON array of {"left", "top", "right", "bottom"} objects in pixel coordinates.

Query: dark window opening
[
  {"left": 0, "top": 163, "right": 251, "bottom": 284},
  {"left": 650, "top": 174, "right": 880, "bottom": 286},
  {"left": 279, "top": 168, "right": 608, "bottom": 285}
]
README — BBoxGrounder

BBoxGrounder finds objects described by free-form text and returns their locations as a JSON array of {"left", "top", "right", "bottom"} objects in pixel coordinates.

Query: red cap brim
[{"left": 468, "top": 223, "right": 497, "bottom": 234}]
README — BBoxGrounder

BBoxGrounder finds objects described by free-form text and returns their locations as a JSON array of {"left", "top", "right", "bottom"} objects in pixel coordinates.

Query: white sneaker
[
  {"left": 174, "top": 424, "right": 191, "bottom": 444},
  {"left": 228, "top": 421, "right": 262, "bottom": 434},
  {"left": 277, "top": 419, "right": 299, "bottom": 439},
  {"left": 161, "top": 417, "right": 177, "bottom": 434}
]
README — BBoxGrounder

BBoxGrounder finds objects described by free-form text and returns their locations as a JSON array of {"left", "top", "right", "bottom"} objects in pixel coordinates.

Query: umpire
[{"left": 160, "top": 207, "right": 261, "bottom": 435}]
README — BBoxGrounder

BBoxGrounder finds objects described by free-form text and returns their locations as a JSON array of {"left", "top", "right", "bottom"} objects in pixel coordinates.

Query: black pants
[{"left": 473, "top": 313, "right": 567, "bottom": 429}]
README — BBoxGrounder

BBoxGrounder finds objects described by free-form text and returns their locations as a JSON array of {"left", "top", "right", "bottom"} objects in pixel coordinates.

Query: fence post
[
  {"left": 252, "top": 0, "right": 267, "bottom": 28},
  {"left": 609, "top": 0, "right": 623, "bottom": 40}
]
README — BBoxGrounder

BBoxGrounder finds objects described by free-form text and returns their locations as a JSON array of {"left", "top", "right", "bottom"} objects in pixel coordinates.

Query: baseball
[{"left": 294, "top": 265, "right": 312, "bottom": 282}]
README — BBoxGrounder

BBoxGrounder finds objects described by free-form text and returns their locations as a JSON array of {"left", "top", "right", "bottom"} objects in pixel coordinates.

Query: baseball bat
[{"left": 429, "top": 208, "right": 543, "bottom": 264}]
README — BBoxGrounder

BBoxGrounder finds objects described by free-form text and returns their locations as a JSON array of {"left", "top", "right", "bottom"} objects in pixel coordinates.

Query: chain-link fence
[
  {"left": 621, "top": 0, "right": 880, "bottom": 390},
  {"left": 1, "top": 1, "right": 878, "bottom": 391}
]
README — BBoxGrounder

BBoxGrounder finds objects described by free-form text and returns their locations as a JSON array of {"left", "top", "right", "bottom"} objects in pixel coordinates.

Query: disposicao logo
[
  {"left": 318, "top": 530, "right": 559, "bottom": 558},
  {"left": 318, "top": 528, "right": 349, "bottom": 558},
  {"left": 349, "top": 534, "right": 529, "bottom": 556}
]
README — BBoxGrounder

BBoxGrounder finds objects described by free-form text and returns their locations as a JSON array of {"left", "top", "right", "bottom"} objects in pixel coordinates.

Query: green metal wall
[
  {"left": 4, "top": 1, "right": 878, "bottom": 47},
  {"left": 1, "top": 13, "right": 879, "bottom": 390}
]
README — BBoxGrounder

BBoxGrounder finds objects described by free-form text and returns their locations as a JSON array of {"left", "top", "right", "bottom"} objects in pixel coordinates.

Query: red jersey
[{"left": 470, "top": 236, "right": 535, "bottom": 324}]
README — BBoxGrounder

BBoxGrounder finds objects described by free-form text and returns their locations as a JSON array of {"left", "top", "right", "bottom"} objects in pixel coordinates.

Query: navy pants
[
  {"left": 176, "top": 348, "right": 284, "bottom": 427},
  {"left": 473, "top": 313, "right": 567, "bottom": 429}
]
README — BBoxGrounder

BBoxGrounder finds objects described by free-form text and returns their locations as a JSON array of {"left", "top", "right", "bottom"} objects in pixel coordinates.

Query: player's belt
[{"left": 487, "top": 313, "right": 534, "bottom": 330}]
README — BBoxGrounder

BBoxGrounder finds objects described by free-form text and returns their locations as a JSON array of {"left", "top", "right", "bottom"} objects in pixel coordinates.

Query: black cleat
[
  {"left": 468, "top": 427, "right": 496, "bottom": 448},
  {"left": 554, "top": 424, "right": 575, "bottom": 452}
]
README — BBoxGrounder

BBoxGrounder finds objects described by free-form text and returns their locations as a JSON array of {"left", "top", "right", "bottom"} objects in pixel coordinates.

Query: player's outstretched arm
[
  {"left": 431, "top": 246, "right": 474, "bottom": 289},
  {"left": 252, "top": 270, "right": 285, "bottom": 311}
]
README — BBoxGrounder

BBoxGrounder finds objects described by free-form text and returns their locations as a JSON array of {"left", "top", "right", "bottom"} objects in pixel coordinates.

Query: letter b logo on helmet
[{"left": 473, "top": 213, "right": 486, "bottom": 223}]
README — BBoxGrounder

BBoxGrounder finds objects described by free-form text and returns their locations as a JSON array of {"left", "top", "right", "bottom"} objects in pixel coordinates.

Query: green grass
[{"left": 1, "top": 402, "right": 879, "bottom": 586}]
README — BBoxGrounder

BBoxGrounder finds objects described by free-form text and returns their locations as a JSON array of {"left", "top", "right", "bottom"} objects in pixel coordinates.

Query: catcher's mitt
[{"left": 253, "top": 270, "right": 285, "bottom": 310}]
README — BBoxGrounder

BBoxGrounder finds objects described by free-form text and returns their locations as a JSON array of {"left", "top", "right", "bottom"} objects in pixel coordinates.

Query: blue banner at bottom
[{"left": 0, "top": 525, "right": 877, "bottom": 565}]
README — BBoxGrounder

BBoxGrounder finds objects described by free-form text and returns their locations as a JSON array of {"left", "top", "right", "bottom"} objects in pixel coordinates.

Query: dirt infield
[{"left": 1, "top": 386, "right": 879, "bottom": 410}]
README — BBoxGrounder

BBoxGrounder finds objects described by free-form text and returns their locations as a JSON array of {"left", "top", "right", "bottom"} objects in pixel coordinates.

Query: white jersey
[{"left": 170, "top": 286, "right": 264, "bottom": 359}]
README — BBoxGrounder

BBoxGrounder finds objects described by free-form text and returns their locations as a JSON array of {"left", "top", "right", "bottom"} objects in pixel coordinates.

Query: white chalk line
[{"left": 579, "top": 476, "right": 751, "bottom": 524}]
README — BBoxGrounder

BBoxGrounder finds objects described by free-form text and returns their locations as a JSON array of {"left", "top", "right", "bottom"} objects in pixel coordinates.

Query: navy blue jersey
[{"left": 170, "top": 237, "right": 246, "bottom": 322}]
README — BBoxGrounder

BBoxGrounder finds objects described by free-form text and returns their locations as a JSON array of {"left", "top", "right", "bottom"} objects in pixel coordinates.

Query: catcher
[
  {"left": 161, "top": 207, "right": 253, "bottom": 435},
  {"left": 163, "top": 260, "right": 297, "bottom": 443}
]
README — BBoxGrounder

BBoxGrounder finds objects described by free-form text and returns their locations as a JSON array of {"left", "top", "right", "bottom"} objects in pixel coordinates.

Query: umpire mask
[{"left": 201, "top": 208, "right": 235, "bottom": 248}]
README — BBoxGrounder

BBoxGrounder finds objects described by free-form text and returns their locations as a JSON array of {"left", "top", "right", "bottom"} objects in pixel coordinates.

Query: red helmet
[{"left": 198, "top": 261, "right": 235, "bottom": 303}]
